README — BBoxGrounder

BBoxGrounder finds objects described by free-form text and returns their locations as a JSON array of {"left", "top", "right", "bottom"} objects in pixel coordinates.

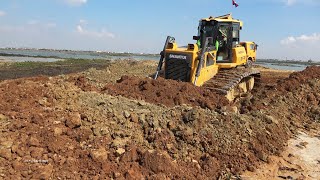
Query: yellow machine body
[{"left": 162, "top": 14, "right": 258, "bottom": 86}]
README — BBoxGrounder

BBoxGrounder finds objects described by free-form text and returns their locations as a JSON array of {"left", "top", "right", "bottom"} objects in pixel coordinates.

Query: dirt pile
[
  {"left": 0, "top": 77, "right": 57, "bottom": 179},
  {"left": 79, "top": 60, "right": 158, "bottom": 88},
  {"left": 103, "top": 75, "right": 228, "bottom": 110},
  {"left": 69, "top": 75, "right": 98, "bottom": 92},
  {"left": 0, "top": 61, "right": 319, "bottom": 179},
  {"left": 277, "top": 66, "right": 320, "bottom": 92},
  {"left": 0, "top": 76, "right": 233, "bottom": 179},
  {"left": 238, "top": 65, "right": 320, "bottom": 127}
]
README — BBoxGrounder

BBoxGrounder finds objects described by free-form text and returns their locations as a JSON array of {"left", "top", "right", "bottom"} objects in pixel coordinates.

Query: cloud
[
  {"left": 280, "top": 33, "right": 320, "bottom": 45},
  {"left": 27, "top": 20, "right": 39, "bottom": 25},
  {"left": 76, "top": 20, "right": 115, "bottom": 39},
  {"left": 0, "top": 20, "right": 57, "bottom": 33},
  {"left": 45, "top": 23, "right": 57, "bottom": 28},
  {"left": 285, "top": 0, "right": 296, "bottom": 6},
  {"left": 79, "top": 19, "right": 88, "bottom": 25},
  {"left": 64, "top": 0, "right": 88, "bottom": 6},
  {"left": 280, "top": 36, "right": 296, "bottom": 45},
  {"left": 279, "top": 33, "right": 320, "bottom": 60},
  {"left": 0, "top": 25, "right": 25, "bottom": 33},
  {"left": 25, "top": 20, "right": 57, "bottom": 29},
  {"left": 0, "top": 11, "right": 6, "bottom": 17},
  {"left": 283, "top": 0, "right": 320, "bottom": 6}
]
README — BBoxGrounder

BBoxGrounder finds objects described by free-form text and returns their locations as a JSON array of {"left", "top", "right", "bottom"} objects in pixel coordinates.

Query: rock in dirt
[
  {"left": 123, "top": 110, "right": 131, "bottom": 118},
  {"left": 33, "top": 164, "right": 54, "bottom": 179},
  {"left": 120, "top": 146, "right": 139, "bottom": 162},
  {"left": 139, "top": 113, "right": 146, "bottom": 123},
  {"left": 182, "top": 109, "right": 200, "bottom": 123},
  {"left": 116, "top": 148, "right": 126, "bottom": 156},
  {"left": 28, "top": 136, "right": 40, "bottom": 147},
  {"left": 0, "top": 114, "right": 7, "bottom": 121},
  {"left": 125, "top": 169, "right": 144, "bottom": 179},
  {"left": 112, "top": 138, "right": 128, "bottom": 148},
  {"left": 257, "top": 151, "right": 269, "bottom": 162},
  {"left": 0, "top": 148, "right": 12, "bottom": 160},
  {"left": 90, "top": 148, "right": 109, "bottom": 161},
  {"left": 149, "top": 173, "right": 171, "bottom": 180},
  {"left": 92, "top": 127, "right": 109, "bottom": 136},
  {"left": 138, "top": 101, "right": 147, "bottom": 106},
  {"left": 265, "top": 115, "right": 279, "bottom": 125},
  {"left": 130, "top": 113, "right": 139, "bottom": 123},
  {"left": 142, "top": 150, "right": 177, "bottom": 174},
  {"left": 30, "top": 147, "right": 44, "bottom": 159},
  {"left": 65, "top": 113, "right": 82, "bottom": 128},
  {"left": 0, "top": 140, "right": 13, "bottom": 149},
  {"left": 54, "top": 127, "right": 63, "bottom": 136}
]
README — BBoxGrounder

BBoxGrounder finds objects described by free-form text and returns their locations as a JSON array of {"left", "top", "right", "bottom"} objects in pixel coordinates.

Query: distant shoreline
[
  {"left": 0, "top": 48, "right": 319, "bottom": 72},
  {"left": 0, "top": 48, "right": 319, "bottom": 65},
  {"left": 0, "top": 48, "right": 158, "bottom": 57}
]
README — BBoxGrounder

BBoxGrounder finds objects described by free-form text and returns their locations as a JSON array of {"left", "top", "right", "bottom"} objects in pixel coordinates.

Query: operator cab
[{"left": 194, "top": 17, "right": 241, "bottom": 63}]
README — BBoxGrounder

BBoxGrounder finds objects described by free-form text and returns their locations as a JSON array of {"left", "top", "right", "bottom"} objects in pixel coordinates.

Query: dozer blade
[{"left": 203, "top": 68, "right": 261, "bottom": 101}]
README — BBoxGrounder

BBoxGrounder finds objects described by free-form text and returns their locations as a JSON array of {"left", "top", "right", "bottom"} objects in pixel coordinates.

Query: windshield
[
  {"left": 198, "top": 21, "right": 218, "bottom": 48},
  {"left": 197, "top": 21, "right": 233, "bottom": 49}
]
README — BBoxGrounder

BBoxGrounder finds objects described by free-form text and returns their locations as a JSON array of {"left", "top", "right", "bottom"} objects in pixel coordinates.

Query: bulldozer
[{"left": 154, "top": 14, "right": 260, "bottom": 101}]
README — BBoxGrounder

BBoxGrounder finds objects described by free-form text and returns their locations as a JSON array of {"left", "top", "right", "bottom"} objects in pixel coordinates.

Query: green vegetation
[
  {"left": 0, "top": 51, "right": 159, "bottom": 60},
  {"left": 0, "top": 59, "right": 112, "bottom": 80},
  {"left": 8, "top": 58, "right": 111, "bottom": 69}
]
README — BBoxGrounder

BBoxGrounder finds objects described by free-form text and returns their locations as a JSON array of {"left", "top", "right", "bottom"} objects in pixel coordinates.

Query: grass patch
[
  {"left": 0, "top": 58, "right": 112, "bottom": 80},
  {"left": 8, "top": 59, "right": 110, "bottom": 69}
]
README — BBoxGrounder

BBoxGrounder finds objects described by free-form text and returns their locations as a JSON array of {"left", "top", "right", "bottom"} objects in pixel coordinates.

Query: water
[
  {"left": 0, "top": 49, "right": 159, "bottom": 61},
  {"left": 0, "top": 56, "right": 62, "bottom": 62},
  {"left": 256, "top": 62, "right": 307, "bottom": 71},
  {"left": 0, "top": 49, "right": 312, "bottom": 71}
]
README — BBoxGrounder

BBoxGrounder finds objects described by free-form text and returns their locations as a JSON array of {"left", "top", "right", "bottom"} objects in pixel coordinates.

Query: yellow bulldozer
[{"left": 154, "top": 14, "right": 260, "bottom": 101}]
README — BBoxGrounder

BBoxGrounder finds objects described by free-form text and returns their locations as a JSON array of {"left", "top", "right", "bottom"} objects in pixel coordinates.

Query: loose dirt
[
  {"left": 0, "top": 60, "right": 319, "bottom": 179},
  {"left": 103, "top": 76, "right": 229, "bottom": 110},
  {"left": 242, "top": 131, "right": 320, "bottom": 180}
]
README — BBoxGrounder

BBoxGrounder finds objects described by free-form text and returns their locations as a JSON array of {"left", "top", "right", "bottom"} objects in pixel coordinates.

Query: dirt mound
[
  {"left": 239, "top": 65, "right": 320, "bottom": 125},
  {"left": 103, "top": 76, "right": 228, "bottom": 110},
  {"left": 1, "top": 61, "right": 320, "bottom": 179},
  {"left": 0, "top": 76, "right": 50, "bottom": 115},
  {"left": 0, "top": 76, "right": 232, "bottom": 179},
  {"left": 68, "top": 75, "right": 98, "bottom": 92},
  {"left": 277, "top": 66, "right": 320, "bottom": 92}
]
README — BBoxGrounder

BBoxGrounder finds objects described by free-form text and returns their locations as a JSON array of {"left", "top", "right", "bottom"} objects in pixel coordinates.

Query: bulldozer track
[{"left": 203, "top": 68, "right": 261, "bottom": 95}]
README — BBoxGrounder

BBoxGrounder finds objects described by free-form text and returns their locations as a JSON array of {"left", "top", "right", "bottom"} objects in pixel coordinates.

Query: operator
[
  {"left": 217, "top": 27, "right": 227, "bottom": 50},
  {"left": 196, "top": 26, "right": 227, "bottom": 51}
]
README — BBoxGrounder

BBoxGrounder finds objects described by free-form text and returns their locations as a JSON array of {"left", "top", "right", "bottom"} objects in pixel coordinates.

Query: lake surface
[
  {"left": 255, "top": 62, "right": 307, "bottom": 71},
  {"left": 0, "top": 49, "right": 158, "bottom": 61},
  {"left": 0, "top": 56, "right": 62, "bottom": 62},
  {"left": 0, "top": 49, "right": 314, "bottom": 71}
]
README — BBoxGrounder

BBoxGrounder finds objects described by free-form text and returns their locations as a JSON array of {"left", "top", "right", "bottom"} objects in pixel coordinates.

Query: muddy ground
[{"left": 0, "top": 60, "right": 319, "bottom": 179}]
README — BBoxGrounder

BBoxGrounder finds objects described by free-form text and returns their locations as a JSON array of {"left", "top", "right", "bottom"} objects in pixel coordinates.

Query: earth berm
[{"left": 0, "top": 60, "right": 319, "bottom": 179}]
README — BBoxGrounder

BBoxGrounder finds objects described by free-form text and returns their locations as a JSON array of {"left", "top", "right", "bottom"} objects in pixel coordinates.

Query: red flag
[{"left": 232, "top": 0, "right": 239, "bottom": 7}]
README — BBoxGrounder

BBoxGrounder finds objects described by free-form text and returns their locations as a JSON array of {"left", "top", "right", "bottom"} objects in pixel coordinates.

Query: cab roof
[{"left": 201, "top": 14, "right": 243, "bottom": 28}]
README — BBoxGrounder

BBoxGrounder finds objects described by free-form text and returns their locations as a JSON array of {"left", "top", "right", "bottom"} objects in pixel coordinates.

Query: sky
[{"left": 0, "top": 0, "right": 319, "bottom": 61}]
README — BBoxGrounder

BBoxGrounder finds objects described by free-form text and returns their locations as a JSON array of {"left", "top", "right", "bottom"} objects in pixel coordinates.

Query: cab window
[
  {"left": 206, "top": 55, "right": 215, "bottom": 66},
  {"left": 250, "top": 44, "right": 255, "bottom": 50}
]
